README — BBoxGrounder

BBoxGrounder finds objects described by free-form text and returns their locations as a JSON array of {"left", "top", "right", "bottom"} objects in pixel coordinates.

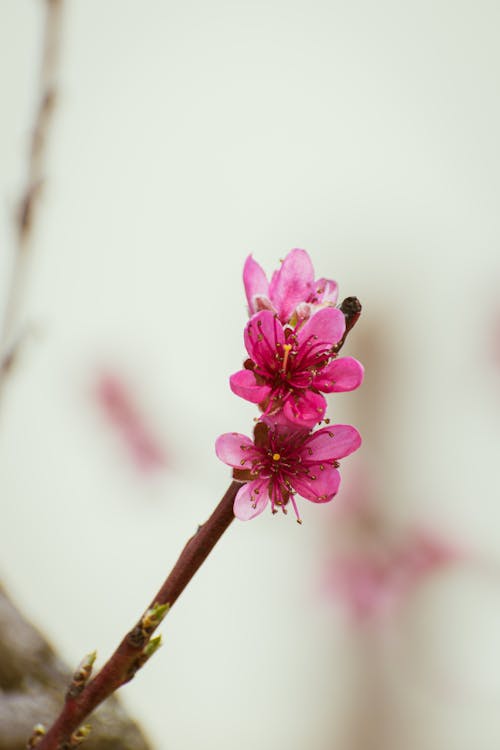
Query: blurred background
[{"left": 1, "top": 1, "right": 500, "bottom": 748}]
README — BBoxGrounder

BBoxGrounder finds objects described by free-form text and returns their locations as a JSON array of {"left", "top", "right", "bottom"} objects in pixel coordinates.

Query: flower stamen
[
  {"left": 281, "top": 343, "right": 292, "bottom": 373},
  {"left": 289, "top": 495, "right": 302, "bottom": 524}
]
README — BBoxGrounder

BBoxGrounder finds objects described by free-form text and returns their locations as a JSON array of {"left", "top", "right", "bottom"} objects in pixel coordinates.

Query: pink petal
[
  {"left": 289, "top": 466, "right": 340, "bottom": 503},
  {"left": 296, "top": 307, "right": 345, "bottom": 348},
  {"left": 314, "top": 277, "right": 338, "bottom": 304},
  {"left": 244, "top": 310, "right": 285, "bottom": 366},
  {"left": 243, "top": 255, "right": 269, "bottom": 315},
  {"left": 230, "top": 370, "right": 272, "bottom": 403},
  {"left": 233, "top": 479, "right": 270, "bottom": 520},
  {"left": 268, "top": 248, "right": 315, "bottom": 322},
  {"left": 215, "top": 432, "right": 255, "bottom": 468},
  {"left": 301, "top": 424, "right": 361, "bottom": 462},
  {"left": 313, "top": 357, "right": 364, "bottom": 393},
  {"left": 282, "top": 389, "right": 327, "bottom": 428},
  {"left": 294, "top": 302, "right": 313, "bottom": 321},
  {"left": 253, "top": 294, "right": 276, "bottom": 314},
  {"left": 94, "top": 372, "right": 167, "bottom": 473}
]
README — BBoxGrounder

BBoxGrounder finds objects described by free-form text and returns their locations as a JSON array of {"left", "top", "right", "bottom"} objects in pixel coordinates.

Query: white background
[{"left": 1, "top": 2, "right": 500, "bottom": 748}]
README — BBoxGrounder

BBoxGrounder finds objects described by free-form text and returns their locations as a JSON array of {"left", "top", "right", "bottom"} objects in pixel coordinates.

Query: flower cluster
[{"left": 216, "top": 249, "right": 363, "bottom": 522}]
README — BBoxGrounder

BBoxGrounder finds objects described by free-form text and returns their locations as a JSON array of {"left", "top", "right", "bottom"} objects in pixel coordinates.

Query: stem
[{"left": 35, "top": 480, "right": 241, "bottom": 749}]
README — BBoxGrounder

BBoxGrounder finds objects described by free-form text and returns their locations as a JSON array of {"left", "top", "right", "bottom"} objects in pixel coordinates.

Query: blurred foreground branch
[{"left": 0, "top": 0, "right": 63, "bottom": 399}]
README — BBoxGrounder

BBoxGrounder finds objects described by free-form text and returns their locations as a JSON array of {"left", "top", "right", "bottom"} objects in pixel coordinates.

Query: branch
[
  {"left": 0, "top": 0, "right": 64, "bottom": 398},
  {"left": 0, "top": 584, "right": 151, "bottom": 750},
  {"left": 34, "top": 480, "right": 240, "bottom": 749}
]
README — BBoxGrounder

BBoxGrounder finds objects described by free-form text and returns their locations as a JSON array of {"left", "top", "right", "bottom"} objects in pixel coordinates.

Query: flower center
[{"left": 272, "top": 452, "right": 281, "bottom": 461}]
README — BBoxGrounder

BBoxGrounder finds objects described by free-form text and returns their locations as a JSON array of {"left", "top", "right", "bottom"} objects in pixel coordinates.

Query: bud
[
  {"left": 128, "top": 602, "right": 169, "bottom": 648},
  {"left": 142, "top": 634, "right": 163, "bottom": 660},
  {"left": 340, "top": 296, "right": 362, "bottom": 335},
  {"left": 123, "top": 633, "right": 164, "bottom": 684},
  {"left": 333, "top": 296, "right": 362, "bottom": 353},
  {"left": 62, "top": 725, "right": 91, "bottom": 749},
  {"left": 27, "top": 724, "right": 46, "bottom": 748},
  {"left": 66, "top": 650, "right": 97, "bottom": 699}
]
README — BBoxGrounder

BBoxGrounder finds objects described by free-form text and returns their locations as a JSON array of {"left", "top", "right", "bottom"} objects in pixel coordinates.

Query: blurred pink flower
[
  {"left": 244, "top": 249, "right": 339, "bottom": 323},
  {"left": 95, "top": 371, "right": 167, "bottom": 473},
  {"left": 326, "top": 532, "right": 459, "bottom": 623},
  {"left": 230, "top": 308, "right": 364, "bottom": 428},
  {"left": 216, "top": 421, "right": 361, "bottom": 522},
  {"left": 324, "top": 484, "right": 461, "bottom": 623}
]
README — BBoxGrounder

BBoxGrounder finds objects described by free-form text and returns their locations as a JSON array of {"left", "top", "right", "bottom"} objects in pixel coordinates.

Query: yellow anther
[
  {"left": 272, "top": 453, "right": 281, "bottom": 461},
  {"left": 281, "top": 343, "right": 292, "bottom": 372}
]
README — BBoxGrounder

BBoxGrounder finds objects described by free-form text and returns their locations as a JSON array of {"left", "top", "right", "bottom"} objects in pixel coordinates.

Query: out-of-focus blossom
[
  {"left": 94, "top": 371, "right": 167, "bottom": 473},
  {"left": 326, "top": 530, "right": 459, "bottom": 623},
  {"left": 216, "top": 421, "right": 361, "bottom": 522},
  {"left": 243, "top": 249, "right": 338, "bottom": 323},
  {"left": 230, "top": 308, "right": 363, "bottom": 427},
  {"left": 324, "top": 480, "right": 461, "bottom": 623}
]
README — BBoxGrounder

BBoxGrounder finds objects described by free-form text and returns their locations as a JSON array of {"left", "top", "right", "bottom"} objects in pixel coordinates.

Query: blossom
[
  {"left": 216, "top": 422, "right": 361, "bottom": 522},
  {"left": 94, "top": 371, "right": 167, "bottom": 472},
  {"left": 326, "top": 530, "right": 460, "bottom": 624},
  {"left": 244, "top": 248, "right": 338, "bottom": 324},
  {"left": 230, "top": 308, "right": 364, "bottom": 427},
  {"left": 322, "top": 472, "right": 461, "bottom": 623}
]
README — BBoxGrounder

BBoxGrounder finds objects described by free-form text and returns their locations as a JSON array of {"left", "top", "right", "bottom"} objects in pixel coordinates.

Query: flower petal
[
  {"left": 233, "top": 479, "right": 269, "bottom": 520},
  {"left": 244, "top": 310, "right": 285, "bottom": 367},
  {"left": 243, "top": 255, "right": 269, "bottom": 315},
  {"left": 313, "top": 357, "right": 364, "bottom": 393},
  {"left": 253, "top": 294, "right": 276, "bottom": 314},
  {"left": 282, "top": 389, "right": 327, "bottom": 428},
  {"left": 296, "top": 306, "right": 345, "bottom": 348},
  {"left": 300, "top": 424, "right": 362, "bottom": 462},
  {"left": 230, "top": 370, "right": 272, "bottom": 403},
  {"left": 268, "top": 248, "right": 315, "bottom": 322},
  {"left": 215, "top": 432, "right": 255, "bottom": 468},
  {"left": 313, "top": 277, "right": 338, "bottom": 305},
  {"left": 289, "top": 466, "right": 340, "bottom": 503}
]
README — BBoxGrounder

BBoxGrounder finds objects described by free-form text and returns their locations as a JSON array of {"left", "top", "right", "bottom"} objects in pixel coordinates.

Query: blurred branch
[
  {"left": 0, "top": 0, "right": 63, "bottom": 401},
  {"left": 0, "top": 4, "right": 151, "bottom": 746}
]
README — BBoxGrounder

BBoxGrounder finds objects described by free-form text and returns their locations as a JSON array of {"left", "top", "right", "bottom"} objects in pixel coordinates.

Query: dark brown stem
[{"left": 34, "top": 480, "right": 240, "bottom": 749}]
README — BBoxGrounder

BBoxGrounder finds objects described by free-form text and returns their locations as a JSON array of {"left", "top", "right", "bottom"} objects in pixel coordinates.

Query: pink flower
[
  {"left": 230, "top": 308, "right": 364, "bottom": 427},
  {"left": 215, "top": 422, "right": 361, "bottom": 522},
  {"left": 244, "top": 249, "right": 338, "bottom": 323}
]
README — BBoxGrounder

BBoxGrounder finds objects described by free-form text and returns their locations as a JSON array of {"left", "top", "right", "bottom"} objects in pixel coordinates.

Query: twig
[
  {"left": 34, "top": 480, "right": 240, "bottom": 749},
  {"left": 0, "top": 0, "right": 63, "bottom": 397}
]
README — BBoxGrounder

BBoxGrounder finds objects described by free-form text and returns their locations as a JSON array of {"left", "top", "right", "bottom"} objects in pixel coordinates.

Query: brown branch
[
  {"left": 0, "top": 0, "right": 63, "bottom": 396},
  {"left": 34, "top": 480, "right": 240, "bottom": 749}
]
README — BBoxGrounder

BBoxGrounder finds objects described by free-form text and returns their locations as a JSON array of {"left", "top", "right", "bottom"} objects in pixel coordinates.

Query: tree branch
[
  {"left": 0, "top": 0, "right": 64, "bottom": 399},
  {"left": 34, "top": 480, "right": 240, "bottom": 749}
]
